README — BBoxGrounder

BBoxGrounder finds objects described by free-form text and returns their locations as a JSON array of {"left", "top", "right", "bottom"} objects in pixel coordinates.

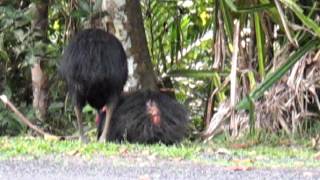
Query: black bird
[
  {"left": 96, "top": 90, "right": 189, "bottom": 145},
  {"left": 59, "top": 28, "right": 128, "bottom": 142}
]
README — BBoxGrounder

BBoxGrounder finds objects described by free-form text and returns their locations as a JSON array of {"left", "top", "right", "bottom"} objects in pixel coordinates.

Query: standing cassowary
[
  {"left": 59, "top": 28, "right": 128, "bottom": 143},
  {"left": 96, "top": 90, "right": 189, "bottom": 145}
]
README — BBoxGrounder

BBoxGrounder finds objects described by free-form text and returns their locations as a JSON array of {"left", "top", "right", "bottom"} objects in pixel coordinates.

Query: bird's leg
[
  {"left": 98, "top": 98, "right": 118, "bottom": 143},
  {"left": 96, "top": 106, "right": 107, "bottom": 140},
  {"left": 74, "top": 106, "right": 88, "bottom": 143}
]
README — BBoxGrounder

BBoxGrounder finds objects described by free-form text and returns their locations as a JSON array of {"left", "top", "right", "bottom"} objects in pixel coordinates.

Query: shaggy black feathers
[
  {"left": 97, "top": 90, "right": 189, "bottom": 145},
  {"left": 59, "top": 28, "right": 128, "bottom": 142},
  {"left": 59, "top": 28, "right": 128, "bottom": 109}
]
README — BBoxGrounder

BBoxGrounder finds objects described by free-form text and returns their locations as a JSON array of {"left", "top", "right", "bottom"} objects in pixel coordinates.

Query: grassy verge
[{"left": 0, "top": 136, "right": 319, "bottom": 168}]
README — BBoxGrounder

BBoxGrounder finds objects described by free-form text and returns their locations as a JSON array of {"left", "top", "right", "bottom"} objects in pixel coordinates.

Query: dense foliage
[{"left": 0, "top": 0, "right": 319, "bottom": 138}]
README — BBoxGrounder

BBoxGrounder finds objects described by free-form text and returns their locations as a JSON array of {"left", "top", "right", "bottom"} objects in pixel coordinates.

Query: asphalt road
[{"left": 0, "top": 155, "right": 319, "bottom": 180}]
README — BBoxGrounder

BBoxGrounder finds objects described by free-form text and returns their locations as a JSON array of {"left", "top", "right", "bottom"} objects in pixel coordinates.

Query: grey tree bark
[
  {"left": 31, "top": 0, "right": 49, "bottom": 121},
  {"left": 101, "top": 0, "right": 158, "bottom": 91}
]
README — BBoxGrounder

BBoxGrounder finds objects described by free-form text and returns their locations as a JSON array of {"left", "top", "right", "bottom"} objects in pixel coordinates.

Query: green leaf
[
  {"left": 212, "top": 72, "right": 226, "bottom": 101},
  {"left": 83, "top": 104, "right": 95, "bottom": 113},
  {"left": 260, "top": 0, "right": 282, "bottom": 24},
  {"left": 23, "top": 3, "right": 37, "bottom": 20},
  {"left": 237, "top": 39, "right": 319, "bottom": 110},
  {"left": 93, "top": 0, "right": 102, "bottom": 12},
  {"left": 221, "top": 0, "right": 233, "bottom": 40},
  {"left": 248, "top": 95, "right": 256, "bottom": 136},
  {"left": 70, "top": 9, "right": 89, "bottom": 19},
  {"left": 78, "top": 0, "right": 91, "bottom": 13},
  {"left": 254, "top": 12, "right": 265, "bottom": 78},
  {"left": 224, "top": 0, "right": 274, "bottom": 13},
  {"left": 280, "top": 0, "right": 320, "bottom": 37},
  {"left": 0, "top": 49, "right": 9, "bottom": 62},
  {"left": 48, "top": 102, "right": 64, "bottom": 111},
  {"left": 168, "top": 69, "right": 227, "bottom": 79},
  {"left": 13, "top": 29, "right": 26, "bottom": 42}
]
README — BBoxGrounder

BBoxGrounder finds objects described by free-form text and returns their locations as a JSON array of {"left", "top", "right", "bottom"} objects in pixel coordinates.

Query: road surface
[{"left": 0, "top": 155, "right": 319, "bottom": 180}]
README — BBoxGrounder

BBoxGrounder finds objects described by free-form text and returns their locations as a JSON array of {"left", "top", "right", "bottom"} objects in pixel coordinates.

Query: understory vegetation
[
  {"left": 0, "top": 0, "right": 320, "bottom": 145},
  {"left": 1, "top": 135, "right": 320, "bottom": 168}
]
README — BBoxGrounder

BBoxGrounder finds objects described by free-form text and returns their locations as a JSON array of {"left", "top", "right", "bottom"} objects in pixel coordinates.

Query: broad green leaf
[
  {"left": 254, "top": 12, "right": 265, "bottom": 78},
  {"left": 83, "top": 104, "right": 95, "bottom": 113},
  {"left": 78, "top": 0, "right": 91, "bottom": 13},
  {"left": 0, "top": 49, "right": 9, "bottom": 62}
]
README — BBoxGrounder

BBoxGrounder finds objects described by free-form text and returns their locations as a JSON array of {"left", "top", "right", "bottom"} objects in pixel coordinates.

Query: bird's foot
[{"left": 98, "top": 136, "right": 106, "bottom": 143}]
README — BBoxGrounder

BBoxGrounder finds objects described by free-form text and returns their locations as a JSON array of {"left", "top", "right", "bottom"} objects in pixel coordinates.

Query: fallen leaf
[
  {"left": 119, "top": 147, "right": 128, "bottom": 155},
  {"left": 230, "top": 140, "right": 258, "bottom": 149},
  {"left": 279, "top": 139, "right": 291, "bottom": 146},
  {"left": 216, "top": 148, "right": 231, "bottom": 155},
  {"left": 139, "top": 174, "right": 151, "bottom": 180},
  {"left": 147, "top": 154, "right": 156, "bottom": 161},
  {"left": 25, "top": 136, "right": 36, "bottom": 140},
  {"left": 303, "top": 172, "right": 314, "bottom": 178},
  {"left": 0, "top": 141, "right": 10, "bottom": 149},
  {"left": 255, "top": 155, "right": 268, "bottom": 161},
  {"left": 142, "top": 150, "right": 151, "bottom": 156},
  {"left": 66, "top": 150, "right": 80, "bottom": 156},
  {"left": 311, "top": 135, "right": 320, "bottom": 150},
  {"left": 172, "top": 157, "right": 183, "bottom": 162},
  {"left": 225, "top": 166, "right": 253, "bottom": 171},
  {"left": 230, "top": 143, "right": 250, "bottom": 149},
  {"left": 44, "top": 134, "right": 60, "bottom": 141},
  {"left": 314, "top": 151, "right": 320, "bottom": 160},
  {"left": 293, "top": 161, "right": 304, "bottom": 167},
  {"left": 232, "top": 158, "right": 254, "bottom": 164},
  {"left": 205, "top": 148, "right": 215, "bottom": 154}
]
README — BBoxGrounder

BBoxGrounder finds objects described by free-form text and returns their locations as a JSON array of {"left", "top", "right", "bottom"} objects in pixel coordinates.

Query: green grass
[
  {"left": 0, "top": 136, "right": 319, "bottom": 168},
  {"left": 221, "top": 145, "right": 319, "bottom": 168},
  {"left": 0, "top": 136, "right": 202, "bottom": 159}
]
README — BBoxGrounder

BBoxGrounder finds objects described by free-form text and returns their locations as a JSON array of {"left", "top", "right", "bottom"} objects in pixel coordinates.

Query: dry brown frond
[{"left": 203, "top": 48, "right": 320, "bottom": 140}]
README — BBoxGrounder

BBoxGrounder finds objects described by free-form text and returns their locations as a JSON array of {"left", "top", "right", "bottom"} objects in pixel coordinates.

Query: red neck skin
[
  {"left": 95, "top": 106, "right": 107, "bottom": 125},
  {"left": 146, "top": 100, "right": 161, "bottom": 126}
]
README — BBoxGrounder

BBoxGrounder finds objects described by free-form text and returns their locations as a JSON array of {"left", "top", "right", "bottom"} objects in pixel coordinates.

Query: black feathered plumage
[
  {"left": 59, "top": 28, "right": 128, "bottom": 109},
  {"left": 97, "top": 90, "right": 189, "bottom": 145},
  {"left": 59, "top": 28, "right": 128, "bottom": 142}
]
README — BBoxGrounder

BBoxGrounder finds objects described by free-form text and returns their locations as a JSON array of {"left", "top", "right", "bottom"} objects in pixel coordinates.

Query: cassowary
[
  {"left": 96, "top": 90, "right": 189, "bottom": 145},
  {"left": 59, "top": 28, "right": 128, "bottom": 143}
]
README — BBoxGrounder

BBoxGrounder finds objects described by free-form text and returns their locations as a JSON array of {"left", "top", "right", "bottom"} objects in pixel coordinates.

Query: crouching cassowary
[
  {"left": 59, "top": 28, "right": 128, "bottom": 143},
  {"left": 96, "top": 90, "right": 189, "bottom": 145}
]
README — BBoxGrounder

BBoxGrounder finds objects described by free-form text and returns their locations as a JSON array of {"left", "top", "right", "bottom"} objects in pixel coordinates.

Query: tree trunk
[
  {"left": 101, "top": 0, "right": 158, "bottom": 91},
  {"left": 31, "top": 1, "right": 49, "bottom": 121},
  {"left": 0, "top": 60, "right": 4, "bottom": 94}
]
